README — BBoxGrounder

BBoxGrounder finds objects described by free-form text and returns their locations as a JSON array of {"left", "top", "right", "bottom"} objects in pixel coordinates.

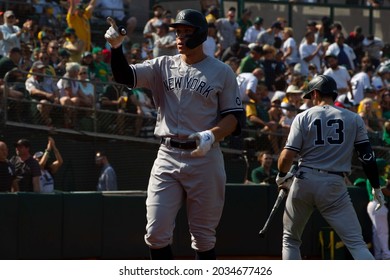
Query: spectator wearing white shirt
[
  {"left": 299, "top": 31, "right": 323, "bottom": 77},
  {"left": 0, "top": 10, "right": 32, "bottom": 57},
  {"left": 281, "top": 27, "right": 300, "bottom": 72},
  {"left": 362, "top": 34, "right": 384, "bottom": 68},
  {"left": 243, "top": 17, "right": 264, "bottom": 45},
  {"left": 349, "top": 64, "right": 375, "bottom": 105},
  {"left": 77, "top": 65, "right": 94, "bottom": 108},
  {"left": 203, "top": 23, "right": 219, "bottom": 58},
  {"left": 56, "top": 62, "right": 81, "bottom": 128},
  {"left": 236, "top": 67, "right": 264, "bottom": 105},
  {"left": 323, "top": 52, "right": 352, "bottom": 95},
  {"left": 327, "top": 33, "right": 356, "bottom": 71},
  {"left": 372, "top": 64, "right": 390, "bottom": 93},
  {"left": 95, "top": 0, "right": 137, "bottom": 38}
]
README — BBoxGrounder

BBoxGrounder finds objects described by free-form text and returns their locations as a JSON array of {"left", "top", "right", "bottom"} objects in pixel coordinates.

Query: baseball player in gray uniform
[
  {"left": 105, "top": 9, "right": 243, "bottom": 259},
  {"left": 276, "top": 75, "right": 385, "bottom": 260}
]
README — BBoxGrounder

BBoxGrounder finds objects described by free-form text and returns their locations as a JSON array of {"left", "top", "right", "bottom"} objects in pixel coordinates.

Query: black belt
[
  {"left": 300, "top": 166, "right": 345, "bottom": 177},
  {"left": 160, "top": 137, "right": 197, "bottom": 150}
]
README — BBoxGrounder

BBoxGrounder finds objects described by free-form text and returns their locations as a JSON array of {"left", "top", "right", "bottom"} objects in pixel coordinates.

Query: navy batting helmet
[
  {"left": 170, "top": 9, "right": 208, "bottom": 49},
  {"left": 302, "top": 74, "right": 338, "bottom": 100}
]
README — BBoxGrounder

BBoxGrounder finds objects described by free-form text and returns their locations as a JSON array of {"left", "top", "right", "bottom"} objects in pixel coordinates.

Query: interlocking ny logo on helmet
[
  {"left": 177, "top": 11, "right": 186, "bottom": 20},
  {"left": 170, "top": 9, "right": 208, "bottom": 49}
]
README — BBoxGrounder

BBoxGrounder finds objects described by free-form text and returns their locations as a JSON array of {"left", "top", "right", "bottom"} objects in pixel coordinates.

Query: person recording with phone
[{"left": 33, "top": 136, "right": 63, "bottom": 193}]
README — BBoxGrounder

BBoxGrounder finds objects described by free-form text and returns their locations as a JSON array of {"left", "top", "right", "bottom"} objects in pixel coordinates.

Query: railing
[
  {"left": 2, "top": 68, "right": 390, "bottom": 189},
  {"left": 2, "top": 69, "right": 157, "bottom": 139}
]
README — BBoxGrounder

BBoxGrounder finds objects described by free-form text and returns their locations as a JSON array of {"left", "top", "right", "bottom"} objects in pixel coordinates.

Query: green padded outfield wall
[{"left": 0, "top": 185, "right": 376, "bottom": 259}]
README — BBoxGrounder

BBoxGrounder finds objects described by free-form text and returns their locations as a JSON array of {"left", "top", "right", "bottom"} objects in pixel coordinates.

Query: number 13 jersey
[{"left": 285, "top": 105, "right": 368, "bottom": 172}]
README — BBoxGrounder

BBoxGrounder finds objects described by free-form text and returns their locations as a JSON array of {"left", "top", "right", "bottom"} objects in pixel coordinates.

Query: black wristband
[{"left": 279, "top": 172, "right": 287, "bottom": 177}]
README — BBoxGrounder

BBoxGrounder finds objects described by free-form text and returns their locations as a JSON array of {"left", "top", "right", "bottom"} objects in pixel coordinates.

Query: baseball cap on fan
[
  {"left": 249, "top": 43, "right": 262, "bottom": 54},
  {"left": 4, "top": 10, "right": 14, "bottom": 18},
  {"left": 286, "top": 85, "right": 303, "bottom": 95},
  {"left": 14, "top": 138, "right": 31, "bottom": 148},
  {"left": 92, "top": 47, "right": 103, "bottom": 54},
  {"left": 95, "top": 150, "right": 106, "bottom": 161},
  {"left": 32, "top": 60, "right": 45, "bottom": 69},
  {"left": 254, "top": 17, "right": 263, "bottom": 25},
  {"left": 82, "top": 51, "right": 92, "bottom": 58},
  {"left": 271, "top": 21, "right": 283, "bottom": 30},
  {"left": 324, "top": 51, "right": 337, "bottom": 60}
]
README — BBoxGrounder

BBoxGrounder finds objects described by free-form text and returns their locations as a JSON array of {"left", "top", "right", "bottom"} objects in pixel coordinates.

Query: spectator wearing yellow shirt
[
  {"left": 66, "top": 0, "right": 97, "bottom": 53},
  {"left": 62, "top": 27, "right": 85, "bottom": 63},
  {"left": 357, "top": 86, "right": 382, "bottom": 119}
]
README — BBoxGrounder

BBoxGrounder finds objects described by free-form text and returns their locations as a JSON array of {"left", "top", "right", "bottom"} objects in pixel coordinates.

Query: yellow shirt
[
  {"left": 66, "top": 8, "right": 92, "bottom": 52},
  {"left": 246, "top": 101, "right": 257, "bottom": 118},
  {"left": 357, "top": 100, "right": 382, "bottom": 119}
]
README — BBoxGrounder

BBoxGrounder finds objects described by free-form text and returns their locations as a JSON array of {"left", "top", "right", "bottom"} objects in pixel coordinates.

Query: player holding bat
[
  {"left": 105, "top": 9, "right": 243, "bottom": 259},
  {"left": 276, "top": 75, "right": 385, "bottom": 260}
]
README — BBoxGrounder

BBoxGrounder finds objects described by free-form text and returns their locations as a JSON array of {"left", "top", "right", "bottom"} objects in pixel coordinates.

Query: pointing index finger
[
  {"left": 106, "top": 17, "right": 118, "bottom": 30},
  {"left": 106, "top": 16, "right": 127, "bottom": 36}
]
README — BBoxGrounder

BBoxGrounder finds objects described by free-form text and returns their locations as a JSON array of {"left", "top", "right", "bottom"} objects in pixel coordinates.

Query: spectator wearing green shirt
[
  {"left": 251, "top": 150, "right": 278, "bottom": 184},
  {"left": 237, "top": 44, "right": 263, "bottom": 74},
  {"left": 92, "top": 47, "right": 110, "bottom": 83}
]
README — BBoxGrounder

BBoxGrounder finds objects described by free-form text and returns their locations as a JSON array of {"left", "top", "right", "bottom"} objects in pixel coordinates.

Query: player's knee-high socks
[
  {"left": 149, "top": 245, "right": 173, "bottom": 260},
  {"left": 195, "top": 248, "right": 216, "bottom": 260}
]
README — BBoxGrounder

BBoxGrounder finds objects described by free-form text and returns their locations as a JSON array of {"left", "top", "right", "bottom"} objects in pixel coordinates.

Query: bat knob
[
  {"left": 118, "top": 26, "right": 127, "bottom": 36},
  {"left": 259, "top": 230, "right": 266, "bottom": 238}
]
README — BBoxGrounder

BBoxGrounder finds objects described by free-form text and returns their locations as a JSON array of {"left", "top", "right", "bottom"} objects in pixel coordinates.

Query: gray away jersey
[
  {"left": 131, "top": 55, "right": 243, "bottom": 137},
  {"left": 285, "top": 105, "right": 369, "bottom": 172}
]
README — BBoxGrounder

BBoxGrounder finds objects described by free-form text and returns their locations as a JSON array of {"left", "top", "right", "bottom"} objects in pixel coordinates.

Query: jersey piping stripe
[
  {"left": 130, "top": 65, "right": 137, "bottom": 88},
  {"left": 355, "top": 139, "right": 370, "bottom": 145},
  {"left": 285, "top": 146, "right": 300, "bottom": 153},
  {"left": 221, "top": 108, "right": 244, "bottom": 114}
]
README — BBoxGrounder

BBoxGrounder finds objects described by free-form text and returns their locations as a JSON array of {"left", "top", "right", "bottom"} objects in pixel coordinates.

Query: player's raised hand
[{"left": 104, "top": 17, "right": 126, "bottom": 49}]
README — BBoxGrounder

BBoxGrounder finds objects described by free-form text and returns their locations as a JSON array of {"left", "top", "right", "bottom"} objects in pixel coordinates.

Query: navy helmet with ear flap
[
  {"left": 302, "top": 74, "right": 338, "bottom": 101},
  {"left": 170, "top": 9, "right": 208, "bottom": 49}
]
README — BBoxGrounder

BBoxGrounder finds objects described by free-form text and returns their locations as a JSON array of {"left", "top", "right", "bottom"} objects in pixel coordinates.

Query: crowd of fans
[
  {"left": 0, "top": 1, "right": 389, "bottom": 149},
  {"left": 0, "top": 0, "right": 142, "bottom": 134},
  {"left": 200, "top": 5, "right": 390, "bottom": 154}
]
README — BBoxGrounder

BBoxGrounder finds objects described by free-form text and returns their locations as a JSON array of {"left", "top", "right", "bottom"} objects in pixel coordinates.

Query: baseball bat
[
  {"left": 258, "top": 164, "right": 298, "bottom": 238},
  {"left": 258, "top": 189, "right": 287, "bottom": 238}
]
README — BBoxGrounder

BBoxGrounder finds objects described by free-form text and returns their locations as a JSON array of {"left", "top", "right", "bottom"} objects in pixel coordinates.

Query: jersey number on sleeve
[{"left": 313, "top": 118, "right": 344, "bottom": 145}]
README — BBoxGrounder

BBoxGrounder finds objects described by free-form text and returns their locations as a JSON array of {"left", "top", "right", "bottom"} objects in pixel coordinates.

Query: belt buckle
[
  {"left": 163, "top": 138, "right": 186, "bottom": 149},
  {"left": 161, "top": 137, "right": 171, "bottom": 148}
]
